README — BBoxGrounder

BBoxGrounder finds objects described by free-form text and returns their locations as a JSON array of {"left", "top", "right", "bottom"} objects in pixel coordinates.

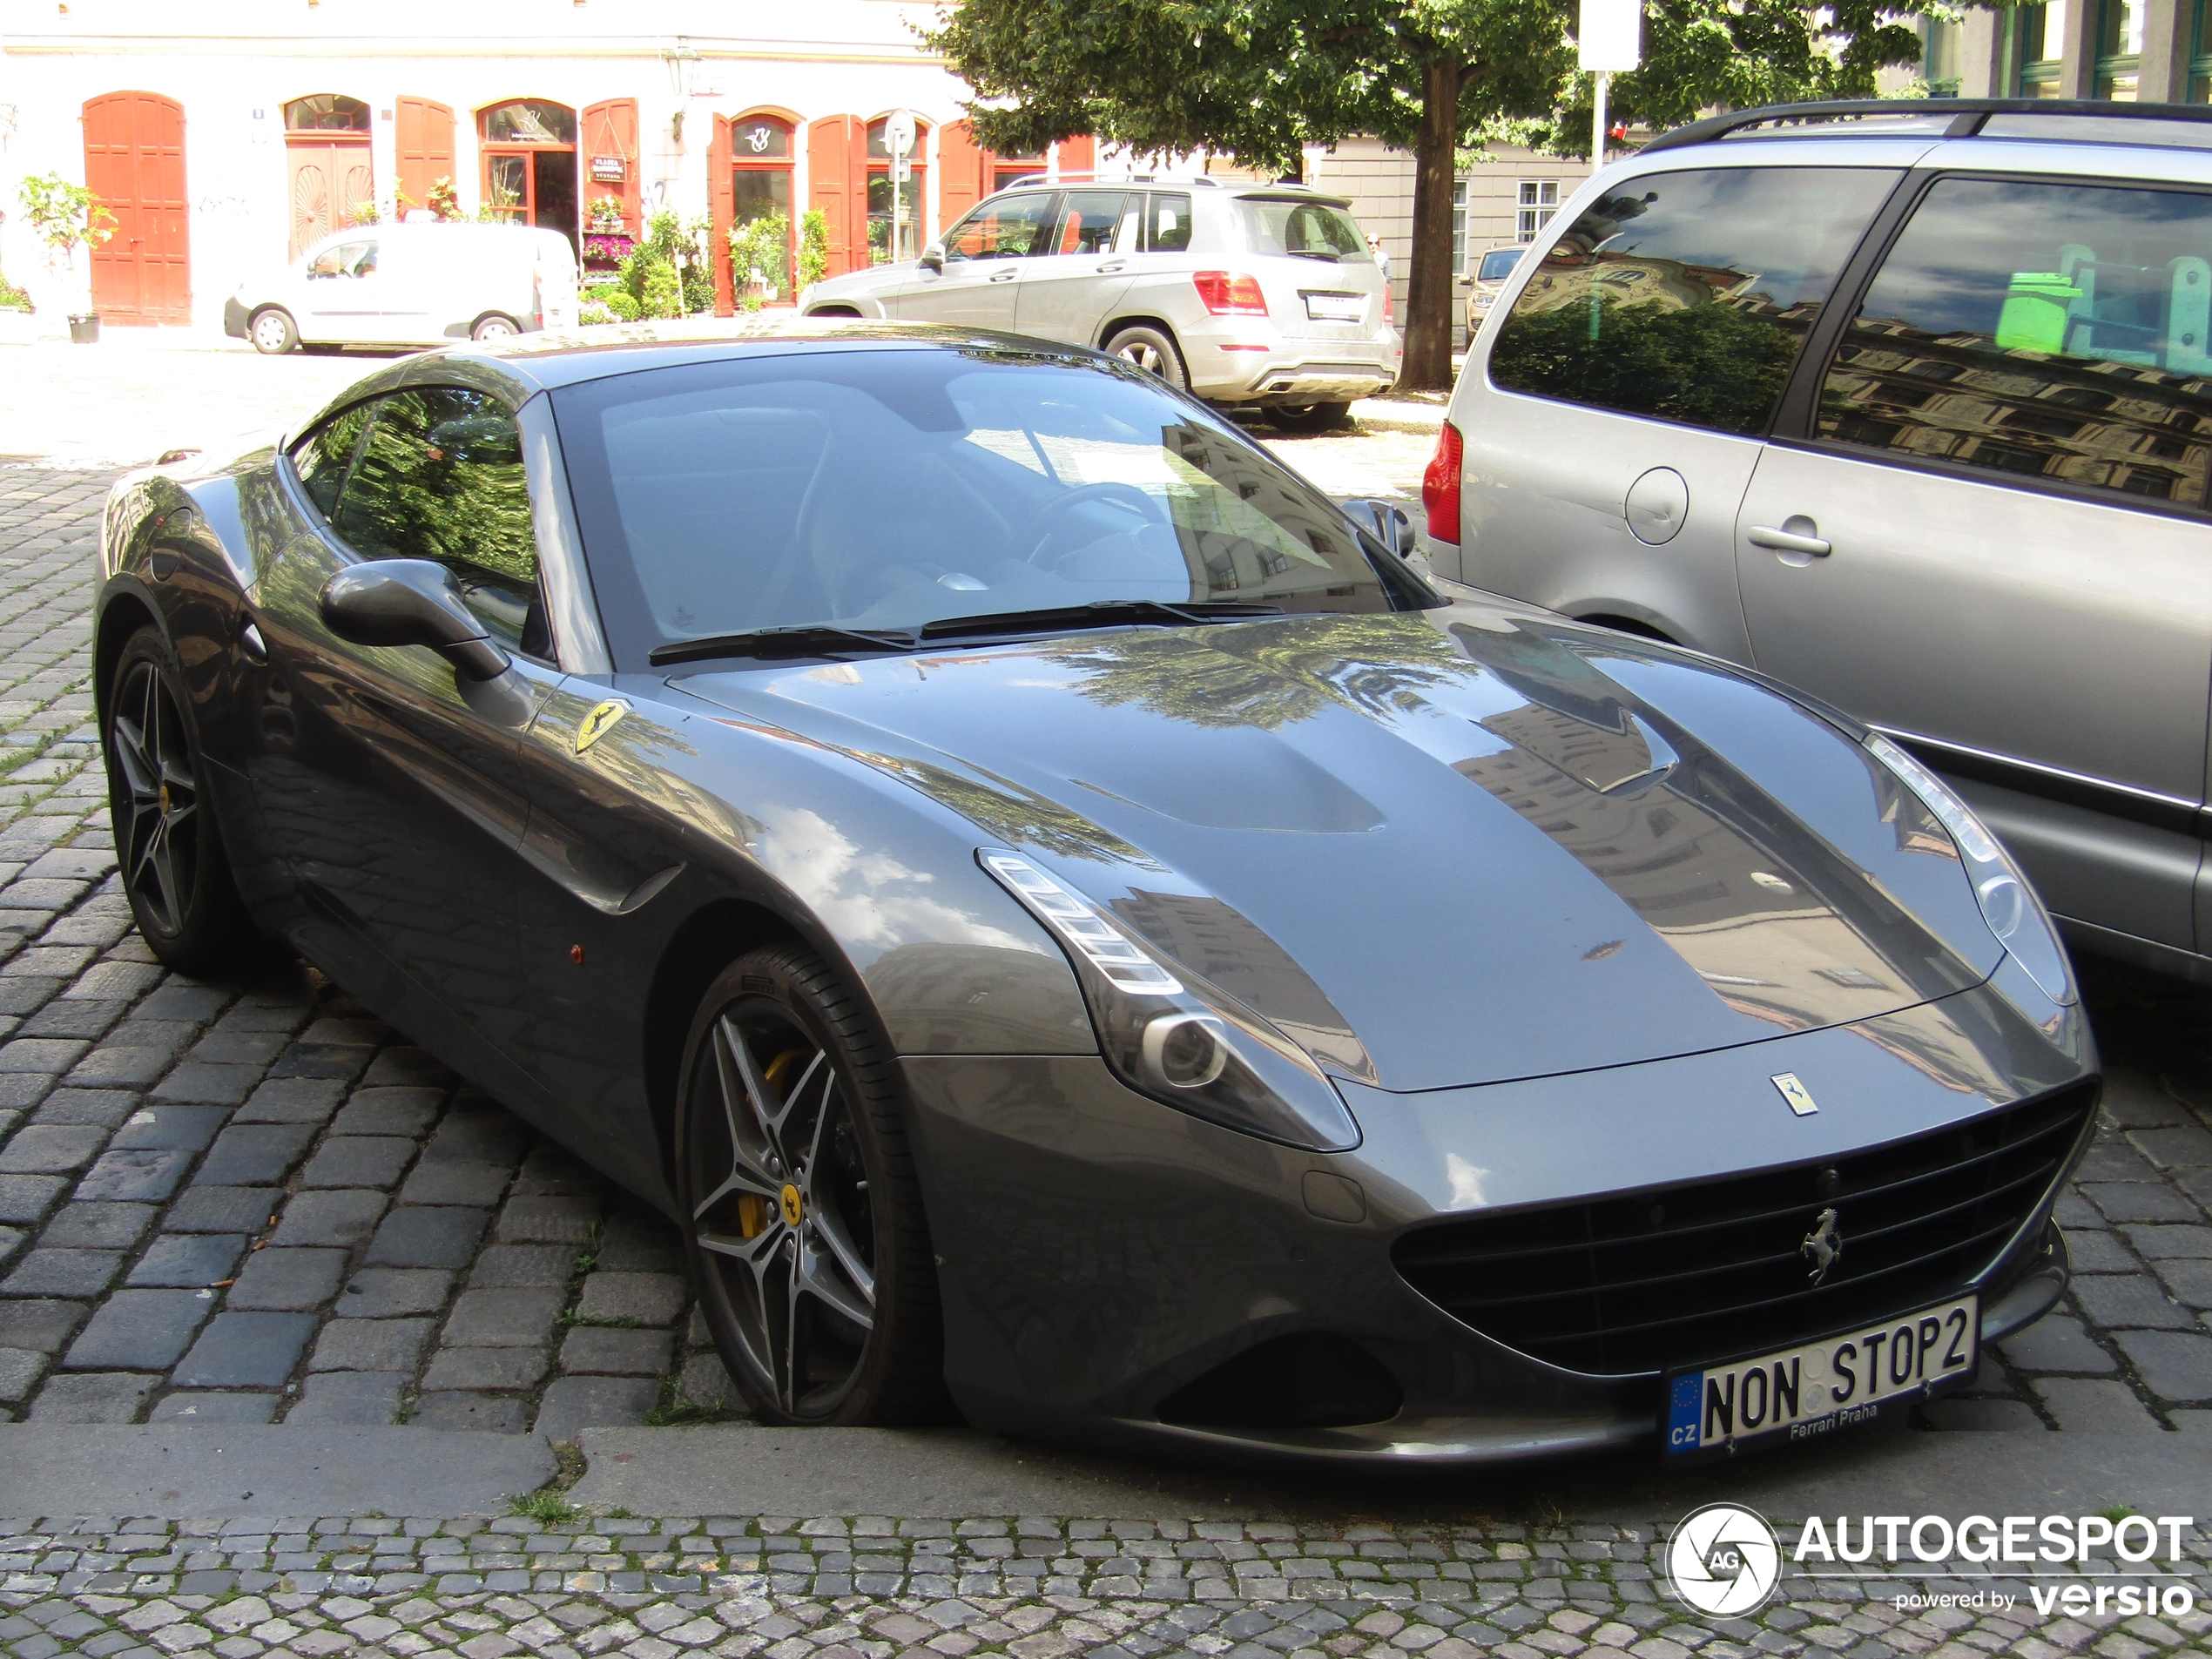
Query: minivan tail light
[
  {"left": 1422, "top": 420, "right": 1464, "bottom": 544},
  {"left": 1192, "top": 271, "right": 1268, "bottom": 316}
]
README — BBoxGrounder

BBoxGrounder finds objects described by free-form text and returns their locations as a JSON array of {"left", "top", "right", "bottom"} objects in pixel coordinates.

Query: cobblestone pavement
[
  {"left": 0, "top": 1516, "right": 2207, "bottom": 1659},
  {"left": 3, "top": 467, "right": 2212, "bottom": 1441}
]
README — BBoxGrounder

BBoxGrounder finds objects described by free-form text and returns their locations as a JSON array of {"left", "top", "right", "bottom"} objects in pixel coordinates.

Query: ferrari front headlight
[
  {"left": 1865, "top": 734, "right": 2075, "bottom": 1005},
  {"left": 981, "top": 849, "right": 1362, "bottom": 1151}
]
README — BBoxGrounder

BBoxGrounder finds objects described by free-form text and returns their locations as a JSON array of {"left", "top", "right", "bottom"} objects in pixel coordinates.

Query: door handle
[
  {"left": 989, "top": 268, "right": 1019, "bottom": 282},
  {"left": 1096, "top": 260, "right": 1126, "bottom": 273},
  {"left": 1748, "top": 522, "right": 1831, "bottom": 558}
]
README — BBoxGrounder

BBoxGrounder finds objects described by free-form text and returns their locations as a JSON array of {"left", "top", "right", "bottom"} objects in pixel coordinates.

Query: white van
[{"left": 225, "top": 222, "right": 579, "bottom": 354}]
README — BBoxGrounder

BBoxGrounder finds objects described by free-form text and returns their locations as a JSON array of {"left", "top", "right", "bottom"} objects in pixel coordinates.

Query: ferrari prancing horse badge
[{"left": 575, "top": 698, "right": 632, "bottom": 754}]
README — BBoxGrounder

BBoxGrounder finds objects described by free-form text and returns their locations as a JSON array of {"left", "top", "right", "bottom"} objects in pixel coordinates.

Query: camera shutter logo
[{"left": 1667, "top": 1503, "right": 1783, "bottom": 1616}]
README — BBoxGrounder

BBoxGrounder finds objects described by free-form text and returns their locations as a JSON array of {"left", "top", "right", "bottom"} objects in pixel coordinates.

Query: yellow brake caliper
[{"left": 735, "top": 1048, "right": 807, "bottom": 1238}]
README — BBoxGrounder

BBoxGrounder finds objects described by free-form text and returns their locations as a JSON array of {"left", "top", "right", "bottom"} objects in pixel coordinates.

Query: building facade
[
  {"left": 1929, "top": 0, "right": 2212, "bottom": 101},
  {"left": 0, "top": 1, "right": 1094, "bottom": 330}
]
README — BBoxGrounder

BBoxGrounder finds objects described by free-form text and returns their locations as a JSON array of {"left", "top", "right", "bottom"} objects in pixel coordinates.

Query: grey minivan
[{"left": 1430, "top": 98, "right": 2212, "bottom": 983}]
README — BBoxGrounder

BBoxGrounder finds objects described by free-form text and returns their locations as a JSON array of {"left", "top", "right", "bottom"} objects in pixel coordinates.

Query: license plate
[
  {"left": 1663, "top": 1293, "right": 1978, "bottom": 1461},
  {"left": 1304, "top": 293, "right": 1365, "bottom": 322}
]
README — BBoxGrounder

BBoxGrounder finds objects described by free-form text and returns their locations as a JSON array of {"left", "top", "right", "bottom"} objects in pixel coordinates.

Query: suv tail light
[
  {"left": 1422, "top": 420, "right": 1464, "bottom": 544},
  {"left": 1192, "top": 272, "right": 1268, "bottom": 316}
]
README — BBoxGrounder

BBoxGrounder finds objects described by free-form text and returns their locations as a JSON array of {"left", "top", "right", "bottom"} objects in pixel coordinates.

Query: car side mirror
[
  {"left": 1343, "top": 497, "right": 1415, "bottom": 559},
  {"left": 320, "top": 558, "right": 511, "bottom": 680},
  {"left": 920, "top": 241, "right": 946, "bottom": 273}
]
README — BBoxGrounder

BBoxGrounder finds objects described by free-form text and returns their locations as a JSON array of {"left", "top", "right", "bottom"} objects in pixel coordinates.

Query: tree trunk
[{"left": 1401, "top": 57, "right": 1464, "bottom": 392}]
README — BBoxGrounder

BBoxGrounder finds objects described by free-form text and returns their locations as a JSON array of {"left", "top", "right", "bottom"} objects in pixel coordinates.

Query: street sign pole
[
  {"left": 1578, "top": 0, "right": 1641, "bottom": 169},
  {"left": 885, "top": 109, "right": 918, "bottom": 263}
]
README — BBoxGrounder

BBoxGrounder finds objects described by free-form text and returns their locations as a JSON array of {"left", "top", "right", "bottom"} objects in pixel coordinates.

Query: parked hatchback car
[
  {"left": 1429, "top": 98, "right": 2212, "bottom": 984},
  {"left": 226, "top": 221, "right": 579, "bottom": 354},
  {"left": 799, "top": 179, "right": 1400, "bottom": 430}
]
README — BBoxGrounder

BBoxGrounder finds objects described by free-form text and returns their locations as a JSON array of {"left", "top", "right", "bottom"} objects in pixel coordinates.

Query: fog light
[{"left": 1142, "top": 1011, "right": 1229, "bottom": 1089}]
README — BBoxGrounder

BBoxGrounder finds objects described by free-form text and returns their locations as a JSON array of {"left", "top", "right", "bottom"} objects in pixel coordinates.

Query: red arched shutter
[
  {"left": 1055, "top": 134, "right": 1095, "bottom": 177},
  {"left": 395, "top": 97, "right": 455, "bottom": 217},
  {"left": 710, "top": 115, "right": 735, "bottom": 316},
  {"left": 84, "top": 91, "right": 190, "bottom": 324},
  {"left": 581, "top": 98, "right": 640, "bottom": 235},
  {"left": 937, "top": 120, "right": 982, "bottom": 238},
  {"left": 807, "top": 114, "right": 864, "bottom": 277}
]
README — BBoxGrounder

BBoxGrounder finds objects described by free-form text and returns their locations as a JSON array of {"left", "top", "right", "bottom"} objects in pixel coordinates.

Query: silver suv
[
  {"left": 799, "top": 178, "right": 1400, "bottom": 429},
  {"left": 1429, "top": 99, "right": 2212, "bottom": 981}
]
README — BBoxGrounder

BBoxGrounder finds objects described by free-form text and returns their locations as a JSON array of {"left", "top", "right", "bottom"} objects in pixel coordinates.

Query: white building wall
[{"left": 0, "top": 1, "right": 974, "bottom": 329}]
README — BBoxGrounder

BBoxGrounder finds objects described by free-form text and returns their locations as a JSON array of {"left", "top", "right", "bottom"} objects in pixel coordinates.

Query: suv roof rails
[
  {"left": 1641, "top": 97, "right": 2212, "bottom": 154},
  {"left": 998, "top": 171, "right": 1224, "bottom": 190}
]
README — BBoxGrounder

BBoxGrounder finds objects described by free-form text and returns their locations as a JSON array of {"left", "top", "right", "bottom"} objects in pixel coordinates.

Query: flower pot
[{"left": 68, "top": 313, "right": 100, "bottom": 345}]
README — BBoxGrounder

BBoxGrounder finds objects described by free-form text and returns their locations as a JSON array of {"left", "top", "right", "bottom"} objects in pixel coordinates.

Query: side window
[
  {"left": 944, "top": 194, "right": 1059, "bottom": 261},
  {"left": 1489, "top": 167, "right": 1900, "bottom": 435},
  {"left": 329, "top": 388, "right": 547, "bottom": 653},
  {"left": 308, "top": 240, "right": 374, "bottom": 280},
  {"left": 288, "top": 401, "right": 374, "bottom": 516},
  {"left": 1050, "top": 190, "right": 1130, "bottom": 255},
  {"left": 1818, "top": 177, "right": 2212, "bottom": 509},
  {"left": 1145, "top": 192, "right": 1193, "bottom": 253}
]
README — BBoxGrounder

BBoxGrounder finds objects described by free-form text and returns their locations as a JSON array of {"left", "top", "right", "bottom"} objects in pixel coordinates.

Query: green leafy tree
[
  {"left": 17, "top": 172, "right": 116, "bottom": 308},
  {"left": 927, "top": 0, "right": 1963, "bottom": 391}
]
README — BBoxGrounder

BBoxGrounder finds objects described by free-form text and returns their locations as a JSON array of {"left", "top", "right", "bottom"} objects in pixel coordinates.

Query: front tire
[
  {"left": 674, "top": 942, "right": 944, "bottom": 1426},
  {"left": 247, "top": 307, "right": 297, "bottom": 354},
  {"left": 104, "top": 626, "right": 266, "bottom": 974},
  {"left": 1104, "top": 324, "right": 1188, "bottom": 391}
]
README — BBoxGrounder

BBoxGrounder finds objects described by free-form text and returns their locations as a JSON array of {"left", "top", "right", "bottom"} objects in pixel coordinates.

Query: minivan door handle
[{"left": 1748, "top": 521, "right": 1832, "bottom": 558}]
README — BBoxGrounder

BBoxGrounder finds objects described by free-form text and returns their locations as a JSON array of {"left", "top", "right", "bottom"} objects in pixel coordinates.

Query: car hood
[{"left": 671, "top": 605, "right": 2005, "bottom": 1092}]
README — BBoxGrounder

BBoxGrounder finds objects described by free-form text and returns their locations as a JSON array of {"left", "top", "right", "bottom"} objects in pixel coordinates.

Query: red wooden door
[
  {"left": 84, "top": 91, "right": 190, "bottom": 324},
  {"left": 1055, "top": 134, "right": 1096, "bottom": 177},
  {"left": 807, "top": 114, "right": 865, "bottom": 278},
  {"left": 581, "top": 98, "right": 640, "bottom": 234},
  {"left": 937, "top": 120, "right": 983, "bottom": 238},
  {"left": 395, "top": 97, "right": 455, "bottom": 215}
]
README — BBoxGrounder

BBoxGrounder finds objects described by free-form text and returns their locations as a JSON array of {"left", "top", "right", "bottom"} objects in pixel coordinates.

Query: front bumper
[
  {"left": 223, "top": 295, "right": 250, "bottom": 340},
  {"left": 902, "top": 972, "right": 2093, "bottom": 1467}
]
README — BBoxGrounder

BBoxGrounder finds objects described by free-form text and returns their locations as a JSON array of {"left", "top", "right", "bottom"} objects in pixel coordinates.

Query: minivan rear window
[
  {"left": 1489, "top": 166, "right": 1898, "bottom": 435},
  {"left": 1241, "top": 199, "right": 1370, "bottom": 262}
]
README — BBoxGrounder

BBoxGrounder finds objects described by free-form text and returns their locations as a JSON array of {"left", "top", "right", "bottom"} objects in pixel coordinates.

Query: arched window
[
  {"left": 866, "top": 116, "right": 930, "bottom": 265},
  {"left": 478, "top": 98, "right": 579, "bottom": 246},
  {"left": 286, "top": 94, "right": 370, "bottom": 133},
  {"left": 481, "top": 100, "right": 578, "bottom": 145}
]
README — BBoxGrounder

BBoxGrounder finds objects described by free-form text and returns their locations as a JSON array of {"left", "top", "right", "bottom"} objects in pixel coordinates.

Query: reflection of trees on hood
[
  {"left": 1035, "top": 615, "right": 1479, "bottom": 732},
  {"left": 859, "top": 750, "right": 1158, "bottom": 867}
]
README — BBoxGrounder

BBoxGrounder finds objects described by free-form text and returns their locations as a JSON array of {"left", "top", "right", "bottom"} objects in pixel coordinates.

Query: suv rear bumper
[{"left": 1185, "top": 334, "right": 1402, "bottom": 406}]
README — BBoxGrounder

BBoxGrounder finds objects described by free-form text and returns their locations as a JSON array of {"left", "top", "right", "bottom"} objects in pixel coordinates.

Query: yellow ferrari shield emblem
[
  {"left": 779, "top": 1184, "right": 804, "bottom": 1227},
  {"left": 575, "top": 698, "right": 631, "bottom": 755}
]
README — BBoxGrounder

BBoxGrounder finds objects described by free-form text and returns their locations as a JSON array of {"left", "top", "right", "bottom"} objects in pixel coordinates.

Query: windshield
[
  {"left": 1478, "top": 247, "right": 1524, "bottom": 282},
  {"left": 1239, "top": 199, "right": 1370, "bottom": 261},
  {"left": 553, "top": 347, "right": 1414, "bottom": 668}
]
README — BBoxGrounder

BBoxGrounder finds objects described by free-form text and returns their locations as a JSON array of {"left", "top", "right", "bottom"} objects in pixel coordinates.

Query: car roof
[{"left": 289, "top": 316, "right": 1116, "bottom": 428}]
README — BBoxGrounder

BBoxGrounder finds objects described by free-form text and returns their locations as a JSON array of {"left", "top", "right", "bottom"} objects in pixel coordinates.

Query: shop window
[
  {"left": 729, "top": 114, "right": 796, "bottom": 302},
  {"left": 479, "top": 98, "right": 579, "bottom": 247},
  {"left": 866, "top": 116, "right": 930, "bottom": 264}
]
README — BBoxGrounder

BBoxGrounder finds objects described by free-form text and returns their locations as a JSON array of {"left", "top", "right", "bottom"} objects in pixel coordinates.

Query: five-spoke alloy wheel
[
  {"left": 676, "top": 944, "right": 942, "bottom": 1425},
  {"left": 103, "top": 626, "right": 264, "bottom": 973}
]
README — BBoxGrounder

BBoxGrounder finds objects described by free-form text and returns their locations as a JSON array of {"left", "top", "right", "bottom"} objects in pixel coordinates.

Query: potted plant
[
  {"left": 583, "top": 195, "right": 633, "bottom": 270},
  {"left": 728, "top": 213, "right": 790, "bottom": 308},
  {"left": 0, "top": 265, "right": 33, "bottom": 345},
  {"left": 17, "top": 172, "right": 115, "bottom": 344}
]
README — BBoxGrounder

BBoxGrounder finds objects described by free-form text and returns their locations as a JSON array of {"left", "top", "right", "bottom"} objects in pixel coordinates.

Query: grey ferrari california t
[{"left": 95, "top": 318, "right": 2094, "bottom": 1465}]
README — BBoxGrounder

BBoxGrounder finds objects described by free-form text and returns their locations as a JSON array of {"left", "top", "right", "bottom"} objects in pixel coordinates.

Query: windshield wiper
[
  {"left": 1288, "top": 249, "right": 1342, "bottom": 261},
  {"left": 649, "top": 624, "right": 920, "bottom": 667},
  {"left": 918, "top": 599, "right": 1284, "bottom": 642}
]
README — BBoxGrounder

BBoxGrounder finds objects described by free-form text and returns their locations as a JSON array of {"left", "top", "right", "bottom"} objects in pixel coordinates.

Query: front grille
[{"left": 1393, "top": 1083, "right": 2094, "bottom": 1377}]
